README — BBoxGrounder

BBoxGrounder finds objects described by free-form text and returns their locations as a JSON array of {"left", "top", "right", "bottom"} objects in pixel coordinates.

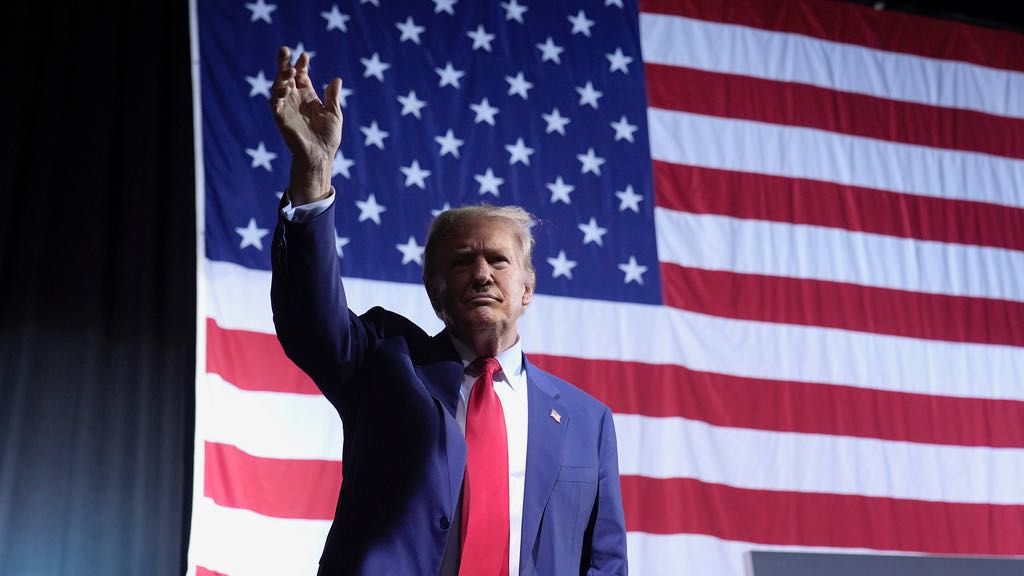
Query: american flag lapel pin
[{"left": 550, "top": 408, "right": 561, "bottom": 423}]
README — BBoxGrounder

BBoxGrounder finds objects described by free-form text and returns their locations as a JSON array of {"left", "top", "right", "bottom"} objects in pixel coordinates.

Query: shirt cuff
[{"left": 282, "top": 190, "right": 335, "bottom": 222}]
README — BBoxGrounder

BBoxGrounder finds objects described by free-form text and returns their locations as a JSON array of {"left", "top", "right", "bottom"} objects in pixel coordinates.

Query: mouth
[{"left": 466, "top": 294, "right": 500, "bottom": 305}]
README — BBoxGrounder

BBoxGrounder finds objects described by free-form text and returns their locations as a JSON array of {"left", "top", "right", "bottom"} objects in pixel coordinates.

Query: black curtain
[
  {"left": 0, "top": 2, "right": 194, "bottom": 574},
  {"left": 0, "top": 2, "right": 1017, "bottom": 576}
]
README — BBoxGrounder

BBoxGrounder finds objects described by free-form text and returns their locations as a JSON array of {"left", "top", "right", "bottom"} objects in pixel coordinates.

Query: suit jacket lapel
[
  {"left": 416, "top": 330, "right": 464, "bottom": 417},
  {"left": 519, "top": 359, "right": 567, "bottom": 572},
  {"left": 415, "top": 330, "right": 467, "bottom": 512}
]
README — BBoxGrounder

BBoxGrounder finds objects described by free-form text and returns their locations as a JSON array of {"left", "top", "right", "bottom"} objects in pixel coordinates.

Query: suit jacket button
[{"left": 440, "top": 516, "right": 450, "bottom": 530}]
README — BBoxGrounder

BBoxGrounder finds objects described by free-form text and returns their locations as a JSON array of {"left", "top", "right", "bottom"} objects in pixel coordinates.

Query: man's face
[{"left": 432, "top": 217, "right": 534, "bottom": 348}]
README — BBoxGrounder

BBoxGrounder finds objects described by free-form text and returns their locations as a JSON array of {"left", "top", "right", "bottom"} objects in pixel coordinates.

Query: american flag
[{"left": 187, "top": 0, "right": 1024, "bottom": 574}]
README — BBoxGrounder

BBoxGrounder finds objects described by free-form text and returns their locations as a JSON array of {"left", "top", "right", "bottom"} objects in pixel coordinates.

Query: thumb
[{"left": 324, "top": 78, "right": 343, "bottom": 117}]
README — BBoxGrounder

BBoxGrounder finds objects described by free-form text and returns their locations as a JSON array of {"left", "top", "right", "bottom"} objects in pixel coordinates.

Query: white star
[
  {"left": 246, "top": 142, "right": 277, "bottom": 171},
  {"left": 397, "top": 90, "right": 427, "bottom": 118},
  {"left": 355, "top": 194, "right": 387, "bottom": 225},
  {"left": 334, "top": 233, "right": 350, "bottom": 258},
  {"left": 536, "top": 37, "right": 564, "bottom": 64},
  {"left": 435, "top": 129, "right": 465, "bottom": 158},
  {"left": 505, "top": 138, "right": 535, "bottom": 166},
  {"left": 618, "top": 256, "right": 648, "bottom": 285},
  {"left": 474, "top": 168, "right": 504, "bottom": 196},
  {"left": 433, "top": 0, "right": 457, "bottom": 15},
  {"left": 615, "top": 185, "right": 643, "bottom": 212},
  {"left": 435, "top": 62, "right": 465, "bottom": 88},
  {"left": 360, "top": 0, "right": 379, "bottom": 5},
  {"left": 321, "top": 5, "right": 350, "bottom": 32},
  {"left": 542, "top": 108, "right": 571, "bottom": 135},
  {"left": 546, "top": 176, "right": 574, "bottom": 204},
  {"left": 275, "top": 190, "right": 284, "bottom": 200},
  {"left": 236, "top": 218, "right": 269, "bottom": 250},
  {"left": 610, "top": 115, "right": 638, "bottom": 142},
  {"left": 245, "top": 70, "right": 273, "bottom": 98},
  {"left": 470, "top": 98, "right": 500, "bottom": 125},
  {"left": 505, "top": 72, "right": 533, "bottom": 100},
  {"left": 431, "top": 202, "right": 452, "bottom": 217},
  {"left": 576, "top": 82, "right": 603, "bottom": 109},
  {"left": 332, "top": 150, "right": 354, "bottom": 179},
  {"left": 547, "top": 250, "right": 578, "bottom": 279},
  {"left": 467, "top": 24, "right": 495, "bottom": 51},
  {"left": 606, "top": 47, "right": 633, "bottom": 74},
  {"left": 395, "top": 16, "right": 425, "bottom": 44},
  {"left": 501, "top": 0, "right": 528, "bottom": 23},
  {"left": 338, "top": 85, "right": 353, "bottom": 107},
  {"left": 360, "top": 52, "right": 391, "bottom": 82},
  {"left": 289, "top": 43, "right": 315, "bottom": 64},
  {"left": 578, "top": 217, "right": 608, "bottom": 246},
  {"left": 360, "top": 121, "right": 389, "bottom": 149},
  {"left": 245, "top": 0, "right": 276, "bottom": 23},
  {"left": 577, "top": 148, "right": 605, "bottom": 175},
  {"left": 606, "top": 0, "right": 624, "bottom": 7},
  {"left": 568, "top": 10, "right": 595, "bottom": 37},
  {"left": 396, "top": 236, "right": 426, "bottom": 266},
  {"left": 400, "top": 160, "right": 432, "bottom": 189}
]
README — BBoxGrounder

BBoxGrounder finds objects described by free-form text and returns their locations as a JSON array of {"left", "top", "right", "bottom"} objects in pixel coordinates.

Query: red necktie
[{"left": 459, "top": 357, "right": 510, "bottom": 576}]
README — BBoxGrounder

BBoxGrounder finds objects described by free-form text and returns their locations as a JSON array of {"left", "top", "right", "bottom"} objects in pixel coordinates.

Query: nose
[{"left": 470, "top": 256, "right": 492, "bottom": 286}]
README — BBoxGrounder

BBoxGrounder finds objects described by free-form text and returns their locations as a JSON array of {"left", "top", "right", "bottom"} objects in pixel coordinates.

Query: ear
[{"left": 521, "top": 280, "right": 534, "bottom": 308}]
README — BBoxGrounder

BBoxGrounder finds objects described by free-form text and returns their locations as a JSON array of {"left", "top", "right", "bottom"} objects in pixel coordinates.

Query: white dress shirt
[{"left": 449, "top": 335, "right": 529, "bottom": 576}]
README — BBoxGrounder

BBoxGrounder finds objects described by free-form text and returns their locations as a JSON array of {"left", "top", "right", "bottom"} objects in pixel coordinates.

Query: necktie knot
[{"left": 471, "top": 357, "right": 501, "bottom": 380}]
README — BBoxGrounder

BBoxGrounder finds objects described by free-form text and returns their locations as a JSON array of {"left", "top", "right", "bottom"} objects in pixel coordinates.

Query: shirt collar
[{"left": 448, "top": 333, "right": 525, "bottom": 389}]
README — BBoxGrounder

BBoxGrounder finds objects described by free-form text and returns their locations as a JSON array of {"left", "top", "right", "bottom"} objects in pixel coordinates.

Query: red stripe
[
  {"left": 209, "top": 326, "right": 1024, "bottom": 447},
  {"left": 206, "top": 318, "right": 319, "bottom": 394},
  {"left": 652, "top": 162, "right": 1024, "bottom": 251},
  {"left": 640, "top": 0, "right": 1024, "bottom": 73},
  {"left": 646, "top": 64, "right": 1024, "bottom": 160},
  {"left": 661, "top": 262, "right": 1024, "bottom": 348},
  {"left": 621, "top": 476, "right": 1024, "bottom": 554},
  {"left": 196, "top": 568, "right": 228, "bottom": 576},
  {"left": 529, "top": 354, "right": 1024, "bottom": 448},
  {"left": 204, "top": 441, "right": 339, "bottom": 520}
]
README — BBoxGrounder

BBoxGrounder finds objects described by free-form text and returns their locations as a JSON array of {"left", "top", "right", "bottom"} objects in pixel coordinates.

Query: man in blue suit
[{"left": 269, "top": 46, "right": 628, "bottom": 575}]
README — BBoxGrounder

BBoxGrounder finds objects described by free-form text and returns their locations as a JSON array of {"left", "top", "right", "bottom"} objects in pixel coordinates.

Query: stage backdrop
[{"left": 188, "top": 0, "right": 1024, "bottom": 574}]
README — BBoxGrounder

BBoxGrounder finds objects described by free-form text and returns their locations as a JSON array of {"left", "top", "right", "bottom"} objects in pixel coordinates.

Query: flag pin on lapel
[{"left": 550, "top": 409, "right": 561, "bottom": 423}]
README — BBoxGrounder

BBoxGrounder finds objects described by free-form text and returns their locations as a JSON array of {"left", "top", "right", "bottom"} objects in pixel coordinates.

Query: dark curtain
[{"left": 0, "top": 2, "right": 194, "bottom": 575}]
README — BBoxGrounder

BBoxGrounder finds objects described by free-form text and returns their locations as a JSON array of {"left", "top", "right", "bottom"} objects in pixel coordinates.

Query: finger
[
  {"left": 324, "top": 78, "right": 343, "bottom": 117},
  {"left": 277, "top": 46, "right": 291, "bottom": 74},
  {"left": 272, "top": 47, "right": 296, "bottom": 97},
  {"left": 295, "top": 52, "right": 311, "bottom": 89},
  {"left": 270, "top": 67, "right": 295, "bottom": 100}
]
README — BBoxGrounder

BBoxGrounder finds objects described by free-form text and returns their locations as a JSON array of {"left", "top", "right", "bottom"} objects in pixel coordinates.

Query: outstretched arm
[{"left": 270, "top": 45, "right": 343, "bottom": 206}]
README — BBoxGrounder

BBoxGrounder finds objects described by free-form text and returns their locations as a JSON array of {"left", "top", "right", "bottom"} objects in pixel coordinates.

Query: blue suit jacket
[{"left": 271, "top": 203, "right": 627, "bottom": 575}]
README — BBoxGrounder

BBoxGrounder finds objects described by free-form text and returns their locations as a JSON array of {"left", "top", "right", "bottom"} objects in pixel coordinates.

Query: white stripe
[
  {"left": 206, "top": 260, "right": 1024, "bottom": 402},
  {"left": 626, "top": 532, "right": 923, "bottom": 576},
  {"left": 200, "top": 374, "right": 343, "bottom": 461},
  {"left": 188, "top": 497, "right": 328, "bottom": 576},
  {"left": 639, "top": 12, "right": 1024, "bottom": 119},
  {"left": 647, "top": 108, "right": 1024, "bottom": 209},
  {"left": 655, "top": 208, "right": 1024, "bottom": 302},
  {"left": 614, "top": 414, "right": 1024, "bottom": 505},
  {"left": 205, "top": 259, "right": 444, "bottom": 335}
]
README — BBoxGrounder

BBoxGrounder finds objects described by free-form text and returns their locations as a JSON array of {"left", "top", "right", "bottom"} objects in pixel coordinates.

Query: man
[{"left": 269, "top": 46, "right": 627, "bottom": 575}]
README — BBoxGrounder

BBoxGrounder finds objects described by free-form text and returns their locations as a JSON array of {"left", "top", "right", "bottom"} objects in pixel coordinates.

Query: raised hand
[{"left": 270, "top": 46, "right": 343, "bottom": 205}]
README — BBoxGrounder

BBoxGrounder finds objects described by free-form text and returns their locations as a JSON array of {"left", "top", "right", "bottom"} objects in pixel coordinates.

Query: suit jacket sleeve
[
  {"left": 587, "top": 405, "right": 629, "bottom": 575},
  {"left": 270, "top": 197, "right": 377, "bottom": 409}
]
